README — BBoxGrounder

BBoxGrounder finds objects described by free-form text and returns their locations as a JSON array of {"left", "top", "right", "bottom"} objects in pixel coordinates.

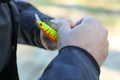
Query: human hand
[
  {"left": 53, "top": 17, "right": 109, "bottom": 66},
  {"left": 40, "top": 31, "right": 57, "bottom": 50},
  {"left": 40, "top": 18, "right": 73, "bottom": 50}
]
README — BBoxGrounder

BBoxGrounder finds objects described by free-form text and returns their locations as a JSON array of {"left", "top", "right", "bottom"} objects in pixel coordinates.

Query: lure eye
[{"left": 39, "top": 23, "right": 42, "bottom": 26}]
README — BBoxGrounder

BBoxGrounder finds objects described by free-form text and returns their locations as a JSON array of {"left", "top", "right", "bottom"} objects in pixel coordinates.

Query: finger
[
  {"left": 50, "top": 17, "right": 72, "bottom": 31},
  {"left": 40, "top": 31, "right": 57, "bottom": 50},
  {"left": 81, "top": 16, "right": 101, "bottom": 26},
  {"left": 67, "top": 19, "right": 74, "bottom": 28},
  {"left": 73, "top": 16, "right": 101, "bottom": 31}
]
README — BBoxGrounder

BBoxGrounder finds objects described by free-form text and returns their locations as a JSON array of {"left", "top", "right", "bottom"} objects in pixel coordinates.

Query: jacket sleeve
[
  {"left": 15, "top": 1, "right": 53, "bottom": 48},
  {"left": 40, "top": 46, "right": 100, "bottom": 80}
]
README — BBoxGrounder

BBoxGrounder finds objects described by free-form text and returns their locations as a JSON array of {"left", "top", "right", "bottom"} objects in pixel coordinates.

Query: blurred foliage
[{"left": 25, "top": 0, "right": 120, "bottom": 27}]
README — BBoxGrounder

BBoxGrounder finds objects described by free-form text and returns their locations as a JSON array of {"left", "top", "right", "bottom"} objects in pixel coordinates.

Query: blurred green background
[
  {"left": 19, "top": 0, "right": 120, "bottom": 80},
  {"left": 26, "top": 0, "right": 120, "bottom": 28}
]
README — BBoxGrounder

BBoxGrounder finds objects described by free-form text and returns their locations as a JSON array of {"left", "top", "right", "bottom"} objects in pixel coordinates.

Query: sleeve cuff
[{"left": 59, "top": 46, "right": 100, "bottom": 74}]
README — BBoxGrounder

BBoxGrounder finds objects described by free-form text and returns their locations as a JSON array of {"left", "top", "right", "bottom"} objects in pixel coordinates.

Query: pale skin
[{"left": 40, "top": 16, "right": 109, "bottom": 66}]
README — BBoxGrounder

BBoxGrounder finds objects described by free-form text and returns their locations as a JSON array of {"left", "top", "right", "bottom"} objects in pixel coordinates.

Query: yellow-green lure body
[{"left": 35, "top": 14, "right": 58, "bottom": 42}]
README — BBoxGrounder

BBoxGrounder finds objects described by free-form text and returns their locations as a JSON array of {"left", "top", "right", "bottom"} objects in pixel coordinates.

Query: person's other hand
[
  {"left": 54, "top": 17, "right": 109, "bottom": 66},
  {"left": 40, "top": 18, "right": 73, "bottom": 50},
  {"left": 40, "top": 31, "right": 57, "bottom": 50}
]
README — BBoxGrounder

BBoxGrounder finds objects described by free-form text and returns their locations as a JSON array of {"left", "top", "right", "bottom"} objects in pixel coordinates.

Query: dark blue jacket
[{"left": 40, "top": 46, "right": 100, "bottom": 80}]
